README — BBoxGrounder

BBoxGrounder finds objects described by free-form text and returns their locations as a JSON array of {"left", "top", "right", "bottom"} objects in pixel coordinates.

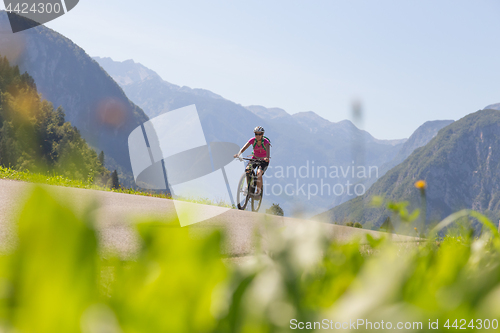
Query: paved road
[{"left": 0, "top": 179, "right": 418, "bottom": 257}]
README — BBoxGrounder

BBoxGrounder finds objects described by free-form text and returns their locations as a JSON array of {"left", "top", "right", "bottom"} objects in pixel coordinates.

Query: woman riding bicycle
[{"left": 233, "top": 126, "right": 270, "bottom": 196}]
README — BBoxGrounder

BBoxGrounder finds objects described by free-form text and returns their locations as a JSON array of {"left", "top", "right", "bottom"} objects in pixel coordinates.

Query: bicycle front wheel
[{"left": 236, "top": 172, "right": 250, "bottom": 210}]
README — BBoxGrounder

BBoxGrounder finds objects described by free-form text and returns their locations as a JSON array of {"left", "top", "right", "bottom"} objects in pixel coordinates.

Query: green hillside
[
  {"left": 0, "top": 13, "right": 150, "bottom": 186},
  {"left": 0, "top": 56, "right": 107, "bottom": 181},
  {"left": 316, "top": 109, "right": 500, "bottom": 231}
]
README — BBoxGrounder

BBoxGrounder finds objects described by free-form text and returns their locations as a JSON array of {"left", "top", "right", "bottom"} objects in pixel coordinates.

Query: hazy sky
[{"left": 5, "top": 0, "right": 500, "bottom": 139}]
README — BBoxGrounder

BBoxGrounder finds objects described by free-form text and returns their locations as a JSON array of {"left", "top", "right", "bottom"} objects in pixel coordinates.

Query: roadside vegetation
[
  {"left": 0, "top": 165, "right": 232, "bottom": 207},
  {"left": 266, "top": 203, "right": 284, "bottom": 216},
  {"left": 1, "top": 187, "right": 500, "bottom": 332}
]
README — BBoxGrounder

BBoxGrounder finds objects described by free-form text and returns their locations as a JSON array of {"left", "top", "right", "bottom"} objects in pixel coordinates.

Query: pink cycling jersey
[{"left": 248, "top": 138, "right": 270, "bottom": 158}]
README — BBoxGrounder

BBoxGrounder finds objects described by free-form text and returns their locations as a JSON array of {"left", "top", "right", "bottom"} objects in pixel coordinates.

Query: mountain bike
[{"left": 235, "top": 157, "right": 266, "bottom": 212}]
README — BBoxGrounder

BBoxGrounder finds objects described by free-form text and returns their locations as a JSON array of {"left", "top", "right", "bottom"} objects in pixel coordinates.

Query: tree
[
  {"left": 354, "top": 222, "right": 363, "bottom": 228},
  {"left": 98, "top": 151, "right": 105, "bottom": 167},
  {"left": 345, "top": 222, "right": 354, "bottom": 227},
  {"left": 111, "top": 170, "right": 119, "bottom": 189},
  {"left": 380, "top": 217, "right": 394, "bottom": 233},
  {"left": 266, "top": 203, "right": 284, "bottom": 216}
]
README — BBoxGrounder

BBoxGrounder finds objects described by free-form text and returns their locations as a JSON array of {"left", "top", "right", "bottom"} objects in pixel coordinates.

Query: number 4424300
[
  {"left": 6, "top": 2, "right": 62, "bottom": 14},
  {"left": 444, "top": 319, "right": 498, "bottom": 330}
]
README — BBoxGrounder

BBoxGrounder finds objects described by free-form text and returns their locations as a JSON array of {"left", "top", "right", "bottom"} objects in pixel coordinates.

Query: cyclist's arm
[
  {"left": 266, "top": 143, "right": 270, "bottom": 161},
  {"left": 234, "top": 142, "right": 251, "bottom": 157}
]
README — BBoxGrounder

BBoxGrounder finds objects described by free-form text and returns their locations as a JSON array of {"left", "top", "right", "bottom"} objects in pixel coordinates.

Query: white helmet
[{"left": 254, "top": 126, "right": 265, "bottom": 133}]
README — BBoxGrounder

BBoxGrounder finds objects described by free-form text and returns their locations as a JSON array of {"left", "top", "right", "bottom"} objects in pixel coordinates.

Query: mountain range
[
  {"left": 94, "top": 57, "right": 451, "bottom": 216},
  {"left": 326, "top": 119, "right": 454, "bottom": 207},
  {"left": 316, "top": 109, "right": 500, "bottom": 232}
]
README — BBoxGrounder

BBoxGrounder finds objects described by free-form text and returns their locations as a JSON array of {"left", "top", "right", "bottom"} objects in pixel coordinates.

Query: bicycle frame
[{"left": 235, "top": 156, "right": 267, "bottom": 211}]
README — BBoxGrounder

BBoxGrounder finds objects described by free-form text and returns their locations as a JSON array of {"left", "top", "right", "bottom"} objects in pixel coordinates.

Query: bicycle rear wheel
[
  {"left": 236, "top": 172, "right": 250, "bottom": 210},
  {"left": 251, "top": 187, "right": 263, "bottom": 212}
]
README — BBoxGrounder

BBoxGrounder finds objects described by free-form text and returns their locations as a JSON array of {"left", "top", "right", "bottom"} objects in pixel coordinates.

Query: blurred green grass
[{"left": 1, "top": 187, "right": 500, "bottom": 332}]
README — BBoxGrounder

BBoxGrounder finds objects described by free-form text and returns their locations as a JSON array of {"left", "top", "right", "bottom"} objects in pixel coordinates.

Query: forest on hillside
[{"left": 0, "top": 56, "right": 109, "bottom": 183}]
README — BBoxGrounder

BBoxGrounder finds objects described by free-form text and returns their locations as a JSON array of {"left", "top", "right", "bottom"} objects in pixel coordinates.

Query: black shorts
[{"left": 246, "top": 160, "right": 269, "bottom": 175}]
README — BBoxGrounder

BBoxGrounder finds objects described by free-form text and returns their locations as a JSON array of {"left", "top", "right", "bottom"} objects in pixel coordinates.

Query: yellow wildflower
[{"left": 415, "top": 180, "right": 426, "bottom": 189}]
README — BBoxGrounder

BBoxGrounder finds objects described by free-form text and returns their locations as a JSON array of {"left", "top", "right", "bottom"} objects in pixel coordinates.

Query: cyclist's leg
[
  {"left": 245, "top": 162, "right": 253, "bottom": 183},
  {"left": 261, "top": 162, "right": 269, "bottom": 175},
  {"left": 245, "top": 162, "right": 256, "bottom": 193}
]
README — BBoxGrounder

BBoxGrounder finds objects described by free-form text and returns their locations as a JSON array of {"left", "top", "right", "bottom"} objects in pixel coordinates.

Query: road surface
[{"left": 0, "top": 179, "right": 419, "bottom": 258}]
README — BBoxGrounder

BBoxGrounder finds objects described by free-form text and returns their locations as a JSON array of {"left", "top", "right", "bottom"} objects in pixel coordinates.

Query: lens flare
[{"left": 95, "top": 98, "right": 127, "bottom": 128}]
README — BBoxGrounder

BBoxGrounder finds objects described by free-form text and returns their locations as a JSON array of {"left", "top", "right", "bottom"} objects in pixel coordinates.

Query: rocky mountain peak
[
  {"left": 93, "top": 56, "right": 163, "bottom": 87},
  {"left": 484, "top": 103, "right": 500, "bottom": 111}
]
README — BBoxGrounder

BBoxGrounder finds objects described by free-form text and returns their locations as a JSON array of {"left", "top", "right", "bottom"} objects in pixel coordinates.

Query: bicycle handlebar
[{"left": 236, "top": 157, "right": 269, "bottom": 162}]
